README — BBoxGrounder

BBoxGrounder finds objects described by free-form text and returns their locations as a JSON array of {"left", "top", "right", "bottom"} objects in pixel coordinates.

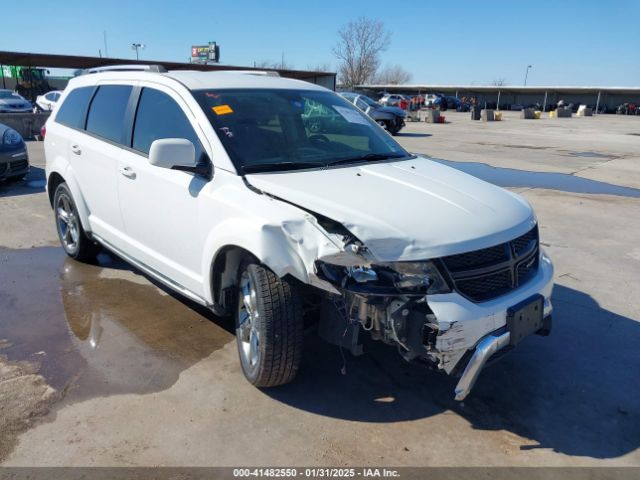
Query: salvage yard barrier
[
  {"left": 0, "top": 113, "right": 50, "bottom": 139},
  {"left": 577, "top": 105, "right": 593, "bottom": 116},
  {"left": 521, "top": 108, "right": 536, "bottom": 119},
  {"left": 419, "top": 108, "right": 441, "bottom": 123},
  {"left": 481, "top": 109, "right": 495, "bottom": 121}
]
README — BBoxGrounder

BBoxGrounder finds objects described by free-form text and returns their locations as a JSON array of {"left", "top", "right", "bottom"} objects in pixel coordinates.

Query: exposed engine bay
[{"left": 315, "top": 254, "right": 447, "bottom": 369}]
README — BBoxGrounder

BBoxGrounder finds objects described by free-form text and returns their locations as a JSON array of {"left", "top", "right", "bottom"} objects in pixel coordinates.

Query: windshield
[
  {"left": 359, "top": 95, "right": 380, "bottom": 108},
  {"left": 193, "top": 89, "right": 409, "bottom": 173}
]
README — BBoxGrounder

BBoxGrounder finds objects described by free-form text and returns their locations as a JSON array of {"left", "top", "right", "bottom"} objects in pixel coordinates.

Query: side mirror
[{"left": 149, "top": 138, "right": 196, "bottom": 169}]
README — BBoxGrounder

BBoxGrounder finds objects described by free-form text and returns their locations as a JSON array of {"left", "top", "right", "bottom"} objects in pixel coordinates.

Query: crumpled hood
[{"left": 246, "top": 156, "right": 536, "bottom": 261}]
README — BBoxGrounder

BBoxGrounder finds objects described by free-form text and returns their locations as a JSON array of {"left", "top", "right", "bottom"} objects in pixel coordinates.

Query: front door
[{"left": 117, "top": 85, "right": 210, "bottom": 295}]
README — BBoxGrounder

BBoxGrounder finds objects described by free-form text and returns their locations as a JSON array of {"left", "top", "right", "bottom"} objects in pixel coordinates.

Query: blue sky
[{"left": 2, "top": 0, "right": 638, "bottom": 86}]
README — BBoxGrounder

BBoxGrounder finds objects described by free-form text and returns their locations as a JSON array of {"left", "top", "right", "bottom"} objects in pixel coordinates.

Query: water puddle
[
  {"left": 26, "top": 180, "right": 46, "bottom": 189},
  {"left": 431, "top": 158, "right": 640, "bottom": 198},
  {"left": 0, "top": 247, "right": 233, "bottom": 401}
]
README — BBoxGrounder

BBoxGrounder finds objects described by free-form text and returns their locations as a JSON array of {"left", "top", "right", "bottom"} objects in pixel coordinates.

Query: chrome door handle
[
  {"left": 119, "top": 166, "right": 136, "bottom": 179},
  {"left": 71, "top": 145, "right": 81, "bottom": 155}
]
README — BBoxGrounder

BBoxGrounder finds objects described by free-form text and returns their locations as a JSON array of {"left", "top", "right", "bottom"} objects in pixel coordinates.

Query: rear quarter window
[
  {"left": 54, "top": 87, "right": 94, "bottom": 129},
  {"left": 86, "top": 85, "right": 133, "bottom": 144}
]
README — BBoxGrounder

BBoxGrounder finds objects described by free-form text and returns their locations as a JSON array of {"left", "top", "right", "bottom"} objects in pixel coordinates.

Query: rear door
[
  {"left": 67, "top": 83, "right": 133, "bottom": 248},
  {"left": 117, "top": 84, "right": 211, "bottom": 294}
]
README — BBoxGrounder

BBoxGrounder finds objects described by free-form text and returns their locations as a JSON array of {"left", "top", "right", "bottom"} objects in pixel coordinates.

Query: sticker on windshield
[
  {"left": 332, "top": 105, "right": 369, "bottom": 125},
  {"left": 212, "top": 104, "right": 233, "bottom": 115}
]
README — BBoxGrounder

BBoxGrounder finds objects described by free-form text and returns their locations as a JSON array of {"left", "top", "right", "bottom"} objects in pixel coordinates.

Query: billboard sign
[
  {"left": 191, "top": 42, "right": 220, "bottom": 63},
  {"left": 191, "top": 46, "right": 209, "bottom": 61}
]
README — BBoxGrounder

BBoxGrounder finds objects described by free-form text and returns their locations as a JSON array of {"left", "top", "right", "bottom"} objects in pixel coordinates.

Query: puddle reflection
[
  {"left": 431, "top": 158, "right": 640, "bottom": 197},
  {"left": 0, "top": 247, "right": 233, "bottom": 401}
]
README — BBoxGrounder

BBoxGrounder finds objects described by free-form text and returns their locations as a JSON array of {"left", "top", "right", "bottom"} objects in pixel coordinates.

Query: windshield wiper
[
  {"left": 327, "top": 153, "right": 408, "bottom": 167},
  {"left": 241, "top": 161, "right": 327, "bottom": 174}
]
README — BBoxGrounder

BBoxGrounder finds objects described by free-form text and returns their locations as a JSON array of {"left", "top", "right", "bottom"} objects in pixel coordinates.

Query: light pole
[
  {"left": 131, "top": 43, "right": 145, "bottom": 60},
  {"left": 524, "top": 64, "right": 532, "bottom": 85}
]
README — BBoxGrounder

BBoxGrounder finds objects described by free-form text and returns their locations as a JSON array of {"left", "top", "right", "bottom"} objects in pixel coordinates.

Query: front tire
[
  {"left": 53, "top": 182, "right": 100, "bottom": 261},
  {"left": 235, "top": 261, "right": 303, "bottom": 387},
  {"left": 387, "top": 121, "right": 402, "bottom": 136}
]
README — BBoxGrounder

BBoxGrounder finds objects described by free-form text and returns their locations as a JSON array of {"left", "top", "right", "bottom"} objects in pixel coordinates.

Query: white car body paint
[
  {"left": 44, "top": 69, "right": 554, "bottom": 399},
  {"left": 246, "top": 156, "right": 536, "bottom": 261},
  {"left": 35, "top": 90, "right": 63, "bottom": 111}
]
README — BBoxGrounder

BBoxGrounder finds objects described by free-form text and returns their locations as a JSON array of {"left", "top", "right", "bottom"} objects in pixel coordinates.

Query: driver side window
[{"left": 132, "top": 88, "right": 205, "bottom": 162}]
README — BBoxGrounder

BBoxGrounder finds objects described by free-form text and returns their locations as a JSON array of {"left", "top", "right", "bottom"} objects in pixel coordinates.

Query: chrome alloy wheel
[
  {"left": 237, "top": 271, "right": 261, "bottom": 368},
  {"left": 56, "top": 192, "right": 79, "bottom": 252}
]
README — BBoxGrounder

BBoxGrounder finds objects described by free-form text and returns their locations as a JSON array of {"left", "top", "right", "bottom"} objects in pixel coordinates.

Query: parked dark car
[
  {"left": 339, "top": 92, "right": 406, "bottom": 135},
  {"left": 0, "top": 123, "right": 29, "bottom": 181},
  {"left": 430, "top": 95, "right": 470, "bottom": 112}
]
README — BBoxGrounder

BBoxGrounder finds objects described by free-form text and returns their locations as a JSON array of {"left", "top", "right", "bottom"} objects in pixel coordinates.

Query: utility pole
[
  {"left": 131, "top": 43, "right": 145, "bottom": 60},
  {"left": 103, "top": 31, "right": 109, "bottom": 57},
  {"left": 524, "top": 64, "right": 532, "bottom": 85}
]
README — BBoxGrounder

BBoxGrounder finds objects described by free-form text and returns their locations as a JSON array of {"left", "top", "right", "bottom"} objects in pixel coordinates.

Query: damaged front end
[
  {"left": 250, "top": 185, "right": 551, "bottom": 401},
  {"left": 314, "top": 247, "right": 456, "bottom": 371},
  {"left": 306, "top": 216, "right": 553, "bottom": 401}
]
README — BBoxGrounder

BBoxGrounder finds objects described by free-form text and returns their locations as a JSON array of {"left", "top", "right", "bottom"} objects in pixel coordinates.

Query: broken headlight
[
  {"left": 317, "top": 260, "right": 451, "bottom": 295},
  {"left": 383, "top": 261, "right": 451, "bottom": 294}
]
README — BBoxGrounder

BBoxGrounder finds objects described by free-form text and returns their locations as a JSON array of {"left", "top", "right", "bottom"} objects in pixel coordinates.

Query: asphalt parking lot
[{"left": 1, "top": 111, "right": 639, "bottom": 466}]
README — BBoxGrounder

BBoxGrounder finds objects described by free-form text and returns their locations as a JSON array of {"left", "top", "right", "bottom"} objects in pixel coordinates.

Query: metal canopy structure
[
  {"left": 356, "top": 83, "right": 640, "bottom": 95},
  {"left": 0, "top": 50, "right": 336, "bottom": 88},
  {"left": 355, "top": 84, "right": 640, "bottom": 112}
]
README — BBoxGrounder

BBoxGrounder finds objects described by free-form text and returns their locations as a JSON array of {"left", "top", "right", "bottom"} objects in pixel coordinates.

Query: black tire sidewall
[
  {"left": 53, "top": 182, "right": 98, "bottom": 260},
  {"left": 234, "top": 260, "right": 303, "bottom": 387},
  {"left": 54, "top": 183, "right": 80, "bottom": 257}
]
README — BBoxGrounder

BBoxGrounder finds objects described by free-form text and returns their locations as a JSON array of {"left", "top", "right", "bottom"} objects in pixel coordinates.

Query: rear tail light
[{"left": 40, "top": 124, "right": 46, "bottom": 140}]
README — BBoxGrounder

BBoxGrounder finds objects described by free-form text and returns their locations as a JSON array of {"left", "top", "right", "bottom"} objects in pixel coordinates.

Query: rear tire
[
  {"left": 235, "top": 261, "right": 303, "bottom": 387},
  {"left": 53, "top": 182, "right": 100, "bottom": 261},
  {"left": 387, "top": 121, "right": 401, "bottom": 136}
]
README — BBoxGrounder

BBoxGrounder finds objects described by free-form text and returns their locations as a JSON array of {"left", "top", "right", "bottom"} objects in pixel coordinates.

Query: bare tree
[
  {"left": 373, "top": 64, "right": 412, "bottom": 85},
  {"left": 306, "top": 63, "right": 333, "bottom": 73},
  {"left": 254, "top": 59, "right": 295, "bottom": 70},
  {"left": 332, "top": 17, "right": 391, "bottom": 88},
  {"left": 492, "top": 77, "right": 508, "bottom": 86}
]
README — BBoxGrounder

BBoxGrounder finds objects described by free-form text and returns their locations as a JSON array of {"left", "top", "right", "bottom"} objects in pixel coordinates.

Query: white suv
[{"left": 44, "top": 69, "right": 553, "bottom": 400}]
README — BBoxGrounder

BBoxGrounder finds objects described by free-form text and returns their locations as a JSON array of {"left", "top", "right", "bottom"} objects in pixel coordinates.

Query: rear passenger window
[
  {"left": 86, "top": 85, "right": 133, "bottom": 143},
  {"left": 132, "top": 88, "right": 204, "bottom": 160},
  {"left": 55, "top": 87, "right": 93, "bottom": 129}
]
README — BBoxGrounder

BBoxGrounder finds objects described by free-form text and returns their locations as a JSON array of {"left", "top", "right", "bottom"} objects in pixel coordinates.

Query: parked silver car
[
  {"left": 340, "top": 92, "right": 406, "bottom": 135},
  {"left": 0, "top": 90, "right": 33, "bottom": 113}
]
